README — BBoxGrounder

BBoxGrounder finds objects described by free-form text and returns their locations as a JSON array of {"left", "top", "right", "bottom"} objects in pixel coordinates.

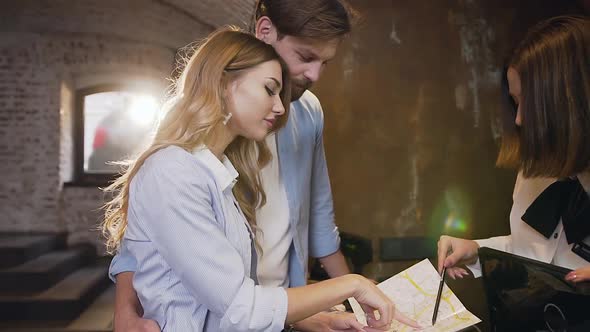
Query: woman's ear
[{"left": 255, "top": 16, "right": 279, "bottom": 45}]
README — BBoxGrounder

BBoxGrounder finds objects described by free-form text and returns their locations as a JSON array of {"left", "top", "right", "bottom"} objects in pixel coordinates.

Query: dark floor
[
  {"left": 0, "top": 233, "right": 114, "bottom": 332},
  {"left": 0, "top": 286, "right": 114, "bottom": 332}
]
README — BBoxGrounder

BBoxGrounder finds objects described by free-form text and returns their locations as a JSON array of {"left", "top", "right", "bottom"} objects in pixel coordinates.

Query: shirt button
[{"left": 554, "top": 233, "right": 558, "bottom": 239}]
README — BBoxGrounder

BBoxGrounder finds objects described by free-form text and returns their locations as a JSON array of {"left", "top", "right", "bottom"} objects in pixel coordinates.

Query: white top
[
  {"left": 468, "top": 171, "right": 590, "bottom": 277},
  {"left": 256, "top": 134, "right": 292, "bottom": 288}
]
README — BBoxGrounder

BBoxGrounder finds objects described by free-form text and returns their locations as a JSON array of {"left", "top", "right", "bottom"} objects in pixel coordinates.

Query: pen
[{"left": 432, "top": 266, "right": 446, "bottom": 326}]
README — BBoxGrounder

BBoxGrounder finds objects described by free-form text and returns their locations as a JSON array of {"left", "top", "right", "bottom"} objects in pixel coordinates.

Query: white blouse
[{"left": 468, "top": 171, "right": 590, "bottom": 277}]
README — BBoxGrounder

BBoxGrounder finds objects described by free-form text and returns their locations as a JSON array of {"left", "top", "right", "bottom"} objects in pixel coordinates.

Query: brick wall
[
  {"left": 162, "top": 0, "right": 257, "bottom": 29},
  {"left": 0, "top": 0, "right": 213, "bottom": 252},
  {"left": 0, "top": 34, "right": 62, "bottom": 232}
]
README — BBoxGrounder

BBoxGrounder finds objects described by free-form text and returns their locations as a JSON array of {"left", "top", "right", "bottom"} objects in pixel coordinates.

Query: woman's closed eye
[{"left": 265, "top": 86, "right": 276, "bottom": 96}]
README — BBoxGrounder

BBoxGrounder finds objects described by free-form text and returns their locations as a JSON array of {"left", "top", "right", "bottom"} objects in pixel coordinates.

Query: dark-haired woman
[{"left": 437, "top": 15, "right": 590, "bottom": 283}]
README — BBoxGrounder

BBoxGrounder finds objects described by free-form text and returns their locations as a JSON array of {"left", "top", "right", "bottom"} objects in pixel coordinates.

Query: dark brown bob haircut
[{"left": 496, "top": 15, "right": 590, "bottom": 178}]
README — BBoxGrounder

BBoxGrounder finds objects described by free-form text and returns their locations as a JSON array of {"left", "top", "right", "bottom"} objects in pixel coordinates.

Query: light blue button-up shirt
[
  {"left": 124, "top": 145, "right": 288, "bottom": 331},
  {"left": 275, "top": 91, "right": 341, "bottom": 286},
  {"left": 110, "top": 90, "right": 341, "bottom": 288}
]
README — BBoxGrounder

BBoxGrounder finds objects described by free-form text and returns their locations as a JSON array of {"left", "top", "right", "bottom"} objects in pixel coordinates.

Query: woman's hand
[
  {"left": 350, "top": 275, "right": 421, "bottom": 330},
  {"left": 292, "top": 311, "right": 366, "bottom": 332},
  {"left": 565, "top": 266, "right": 590, "bottom": 283},
  {"left": 437, "top": 235, "right": 480, "bottom": 279}
]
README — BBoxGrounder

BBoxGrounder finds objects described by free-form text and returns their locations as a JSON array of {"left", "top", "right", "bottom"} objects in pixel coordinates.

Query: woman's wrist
[
  {"left": 577, "top": 171, "right": 590, "bottom": 193},
  {"left": 343, "top": 274, "right": 363, "bottom": 299}
]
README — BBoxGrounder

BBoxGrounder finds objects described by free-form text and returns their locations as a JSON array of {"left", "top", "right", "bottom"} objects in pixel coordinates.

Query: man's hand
[
  {"left": 113, "top": 272, "right": 160, "bottom": 332},
  {"left": 114, "top": 313, "right": 160, "bottom": 332}
]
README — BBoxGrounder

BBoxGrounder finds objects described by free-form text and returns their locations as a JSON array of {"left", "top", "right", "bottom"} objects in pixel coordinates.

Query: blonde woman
[{"left": 102, "top": 28, "right": 417, "bottom": 332}]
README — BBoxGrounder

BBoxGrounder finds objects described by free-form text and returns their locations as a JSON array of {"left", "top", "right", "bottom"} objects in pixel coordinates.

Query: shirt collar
[{"left": 192, "top": 145, "right": 238, "bottom": 192}]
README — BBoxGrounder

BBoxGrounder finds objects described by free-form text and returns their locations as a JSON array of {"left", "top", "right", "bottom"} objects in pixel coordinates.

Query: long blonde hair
[{"left": 102, "top": 27, "right": 291, "bottom": 253}]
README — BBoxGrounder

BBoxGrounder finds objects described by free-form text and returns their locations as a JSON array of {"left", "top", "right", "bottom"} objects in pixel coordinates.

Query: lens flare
[{"left": 428, "top": 186, "right": 472, "bottom": 238}]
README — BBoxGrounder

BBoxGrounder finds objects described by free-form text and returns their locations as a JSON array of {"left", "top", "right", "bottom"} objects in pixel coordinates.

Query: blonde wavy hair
[{"left": 102, "top": 27, "right": 291, "bottom": 253}]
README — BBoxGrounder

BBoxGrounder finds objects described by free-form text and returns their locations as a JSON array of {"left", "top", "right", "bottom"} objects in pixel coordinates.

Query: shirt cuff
[
  {"left": 465, "top": 239, "right": 495, "bottom": 278},
  {"left": 465, "top": 258, "right": 482, "bottom": 278},
  {"left": 220, "top": 279, "right": 288, "bottom": 332},
  {"left": 108, "top": 253, "right": 138, "bottom": 283},
  {"left": 310, "top": 228, "right": 341, "bottom": 258}
]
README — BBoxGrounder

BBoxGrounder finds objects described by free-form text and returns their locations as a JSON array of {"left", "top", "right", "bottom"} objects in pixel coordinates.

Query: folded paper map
[{"left": 349, "top": 259, "right": 481, "bottom": 332}]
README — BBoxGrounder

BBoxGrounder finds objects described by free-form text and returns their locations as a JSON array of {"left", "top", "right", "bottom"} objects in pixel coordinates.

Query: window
[{"left": 73, "top": 85, "right": 162, "bottom": 185}]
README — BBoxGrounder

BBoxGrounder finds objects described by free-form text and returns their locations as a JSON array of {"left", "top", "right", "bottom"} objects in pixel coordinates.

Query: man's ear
[{"left": 255, "top": 16, "right": 279, "bottom": 45}]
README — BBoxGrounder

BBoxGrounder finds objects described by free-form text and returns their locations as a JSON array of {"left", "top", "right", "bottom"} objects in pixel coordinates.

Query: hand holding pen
[{"left": 437, "top": 235, "right": 479, "bottom": 279}]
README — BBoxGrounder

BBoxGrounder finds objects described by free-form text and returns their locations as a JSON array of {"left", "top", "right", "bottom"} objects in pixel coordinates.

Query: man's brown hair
[{"left": 251, "top": 0, "right": 356, "bottom": 40}]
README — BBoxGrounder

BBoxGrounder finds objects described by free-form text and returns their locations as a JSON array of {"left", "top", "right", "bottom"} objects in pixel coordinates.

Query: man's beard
[{"left": 290, "top": 79, "right": 312, "bottom": 101}]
